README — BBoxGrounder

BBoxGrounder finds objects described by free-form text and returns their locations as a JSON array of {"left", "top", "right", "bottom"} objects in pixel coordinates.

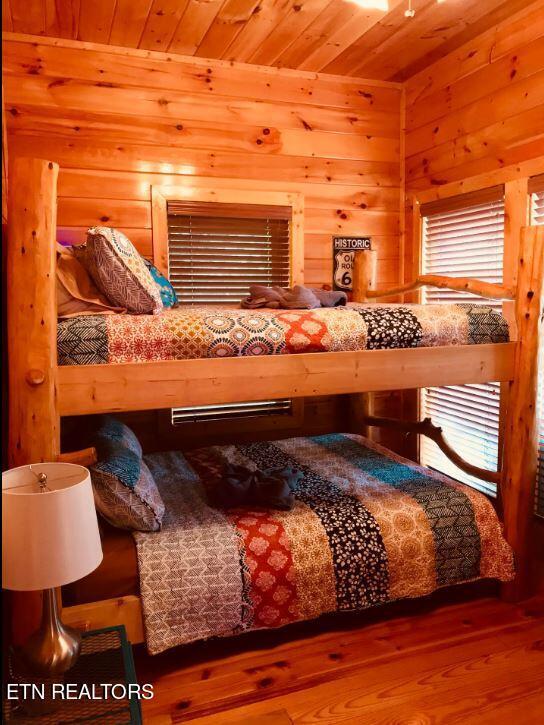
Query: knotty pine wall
[
  {"left": 400, "top": 3, "right": 544, "bottom": 464},
  {"left": 3, "top": 34, "right": 404, "bottom": 450},
  {"left": 404, "top": 1, "right": 544, "bottom": 193}
]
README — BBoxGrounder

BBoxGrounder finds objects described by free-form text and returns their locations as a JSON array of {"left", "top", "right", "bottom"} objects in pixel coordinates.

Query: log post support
[
  {"left": 350, "top": 250, "right": 378, "bottom": 436},
  {"left": 352, "top": 249, "right": 378, "bottom": 303},
  {"left": 7, "top": 157, "right": 60, "bottom": 643},
  {"left": 501, "top": 225, "right": 544, "bottom": 601}
]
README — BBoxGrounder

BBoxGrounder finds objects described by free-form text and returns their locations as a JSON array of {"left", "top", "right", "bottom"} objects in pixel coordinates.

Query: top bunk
[{"left": 6, "top": 158, "right": 541, "bottom": 422}]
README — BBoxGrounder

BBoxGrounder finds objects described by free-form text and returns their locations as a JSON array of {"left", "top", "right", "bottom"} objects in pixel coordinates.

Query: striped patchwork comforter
[
  {"left": 57, "top": 303, "right": 509, "bottom": 365},
  {"left": 134, "top": 435, "right": 514, "bottom": 655}
]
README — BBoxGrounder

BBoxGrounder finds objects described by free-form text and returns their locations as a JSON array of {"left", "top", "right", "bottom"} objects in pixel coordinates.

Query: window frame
[
  {"left": 419, "top": 189, "right": 506, "bottom": 494},
  {"left": 150, "top": 181, "right": 305, "bottom": 429},
  {"left": 151, "top": 183, "right": 304, "bottom": 289},
  {"left": 409, "top": 172, "right": 532, "bottom": 493}
]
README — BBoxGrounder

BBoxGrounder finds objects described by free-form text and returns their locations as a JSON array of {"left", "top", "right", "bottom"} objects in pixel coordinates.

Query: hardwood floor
[{"left": 135, "top": 588, "right": 544, "bottom": 724}]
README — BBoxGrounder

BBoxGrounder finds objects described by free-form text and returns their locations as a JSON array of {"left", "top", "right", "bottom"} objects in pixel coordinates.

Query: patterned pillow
[
  {"left": 143, "top": 259, "right": 179, "bottom": 309},
  {"left": 75, "top": 227, "right": 163, "bottom": 314},
  {"left": 95, "top": 416, "right": 143, "bottom": 458},
  {"left": 90, "top": 418, "right": 165, "bottom": 532}
]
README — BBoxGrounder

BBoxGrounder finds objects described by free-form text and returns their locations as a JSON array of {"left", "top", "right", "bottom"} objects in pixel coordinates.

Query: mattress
[
  {"left": 134, "top": 434, "right": 514, "bottom": 655},
  {"left": 62, "top": 520, "right": 139, "bottom": 606},
  {"left": 57, "top": 303, "right": 509, "bottom": 365}
]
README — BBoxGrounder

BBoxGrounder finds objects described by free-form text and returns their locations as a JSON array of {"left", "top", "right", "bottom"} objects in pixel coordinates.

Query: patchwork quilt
[
  {"left": 134, "top": 435, "right": 514, "bottom": 655},
  {"left": 57, "top": 303, "right": 509, "bottom": 365}
]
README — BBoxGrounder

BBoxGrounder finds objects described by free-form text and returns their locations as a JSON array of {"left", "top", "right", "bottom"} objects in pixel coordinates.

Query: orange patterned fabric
[
  {"left": 227, "top": 510, "right": 298, "bottom": 628},
  {"left": 275, "top": 310, "right": 329, "bottom": 353},
  {"left": 58, "top": 303, "right": 510, "bottom": 366}
]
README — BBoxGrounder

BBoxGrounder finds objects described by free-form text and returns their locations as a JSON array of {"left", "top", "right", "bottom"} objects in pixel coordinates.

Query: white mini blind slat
[
  {"left": 168, "top": 210, "right": 291, "bottom": 304},
  {"left": 167, "top": 201, "right": 292, "bottom": 424},
  {"left": 531, "top": 188, "right": 544, "bottom": 227},
  {"left": 421, "top": 195, "right": 505, "bottom": 494},
  {"left": 532, "top": 188, "right": 544, "bottom": 516}
]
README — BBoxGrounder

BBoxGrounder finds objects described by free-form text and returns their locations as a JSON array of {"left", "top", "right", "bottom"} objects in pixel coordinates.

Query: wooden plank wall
[
  {"left": 404, "top": 1, "right": 544, "bottom": 192},
  {"left": 2, "top": 34, "right": 403, "bottom": 448},
  {"left": 401, "top": 3, "right": 544, "bottom": 462},
  {"left": 3, "top": 35, "right": 402, "bottom": 290}
]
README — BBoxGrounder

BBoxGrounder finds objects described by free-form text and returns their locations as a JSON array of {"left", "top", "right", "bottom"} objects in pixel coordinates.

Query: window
[
  {"left": 167, "top": 199, "right": 293, "bottom": 424},
  {"left": 420, "top": 188, "right": 505, "bottom": 495},
  {"left": 167, "top": 201, "right": 291, "bottom": 304},
  {"left": 530, "top": 174, "right": 544, "bottom": 516},
  {"left": 530, "top": 177, "right": 544, "bottom": 227}
]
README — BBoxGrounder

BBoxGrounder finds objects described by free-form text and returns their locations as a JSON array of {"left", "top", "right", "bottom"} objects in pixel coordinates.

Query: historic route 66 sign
[{"left": 332, "top": 237, "right": 372, "bottom": 291}]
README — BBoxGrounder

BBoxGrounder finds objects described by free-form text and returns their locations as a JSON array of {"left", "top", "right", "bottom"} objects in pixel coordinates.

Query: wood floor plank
[{"left": 137, "top": 594, "right": 544, "bottom": 723}]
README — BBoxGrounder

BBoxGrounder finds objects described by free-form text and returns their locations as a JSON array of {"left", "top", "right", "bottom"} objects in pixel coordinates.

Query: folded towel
[
  {"left": 212, "top": 464, "right": 303, "bottom": 511},
  {"left": 241, "top": 284, "right": 347, "bottom": 310}
]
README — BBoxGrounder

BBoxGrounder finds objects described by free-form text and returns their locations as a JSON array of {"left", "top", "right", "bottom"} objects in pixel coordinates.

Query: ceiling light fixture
[
  {"left": 345, "top": 0, "right": 389, "bottom": 9},
  {"left": 404, "top": 0, "right": 415, "bottom": 17}
]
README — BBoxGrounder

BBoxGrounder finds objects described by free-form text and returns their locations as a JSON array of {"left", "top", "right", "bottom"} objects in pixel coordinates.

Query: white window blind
[
  {"left": 167, "top": 200, "right": 292, "bottom": 425},
  {"left": 531, "top": 176, "right": 544, "bottom": 516},
  {"left": 531, "top": 185, "right": 544, "bottom": 227},
  {"left": 420, "top": 189, "right": 505, "bottom": 495},
  {"left": 167, "top": 201, "right": 291, "bottom": 304}
]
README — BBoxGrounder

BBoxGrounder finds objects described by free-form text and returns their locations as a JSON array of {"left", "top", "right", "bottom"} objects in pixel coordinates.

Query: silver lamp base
[{"left": 20, "top": 588, "right": 82, "bottom": 676}]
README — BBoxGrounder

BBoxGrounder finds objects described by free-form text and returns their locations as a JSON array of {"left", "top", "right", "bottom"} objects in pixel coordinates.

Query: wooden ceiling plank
[
  {"left": 221, "top": 0, "right": 291, "bottom": 63},
  {"left": 297, "top": 1, "right": 407, "bottom": 73},
  {"left": 109, "top": 0, "right": 154, "bottom": 48},
  {"left": 168, "top": 0, "right": 225, "bottom": 56},
  {"left": 2, "top": 0, "right": 13, "bottom": 32},
  {"left": 273, "top": 0, "right": 346, "bottom": 69},
  {"left": 44, "top": 0, "right": 61, "bottom": 37},
  {"left": 393, "top": 0, "right": 540, "bottom": 82},
  {"left": 49, "top": 0, "right": 80, "bottom": 39},
  {"left": 195, "top": 0, "right": 261, "bottom": 59},
  {"left": 248, "top": 0, "right": 331, "bottom": 67},
  {"left": 77, "top": 0, "right": 117, "bottom": 44},
  {"left": 352, "top": 0, "right": 509, "bottom": 81},
  {"left": 138, "top": 0, "right": 190, "bottom": 51},
  {"left": 405, "top": 0, "right": 544, "bottom": 105},
  {"left": 322, "top": 0, "right": 431, "bottom": 77},
  {"left": 10, "top": 0, "right": 45, "bottom": 35}
]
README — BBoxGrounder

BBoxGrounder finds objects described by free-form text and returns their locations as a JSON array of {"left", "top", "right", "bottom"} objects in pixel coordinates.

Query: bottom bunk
[{"left": 63, "top": 425, "right": 514, "bottom": 655}]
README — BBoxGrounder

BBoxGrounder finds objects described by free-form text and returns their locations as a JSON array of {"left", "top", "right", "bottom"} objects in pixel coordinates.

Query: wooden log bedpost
[
  {"left": 501, "top": 225, "right": 544, "bottom": 602},
  {"left": 7, "top": 157, "right": 59, "bottom": 643},
  {"left": 351, "top": 250, "right": 378, "bottom": 436}
]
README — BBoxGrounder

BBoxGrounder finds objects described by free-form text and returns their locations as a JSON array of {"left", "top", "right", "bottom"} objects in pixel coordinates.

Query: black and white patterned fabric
[
  {"left": 458, "top": 304, "right": 510, "bottom": 344},
  {"left": 57, "top": 315, "right": 108, "bottom": 365},
  {"left": 237, "top": 441, "right": 390, "bottom": 610},
  {"left": 355, "top": 306, "right": 423, "bottom": 349}
]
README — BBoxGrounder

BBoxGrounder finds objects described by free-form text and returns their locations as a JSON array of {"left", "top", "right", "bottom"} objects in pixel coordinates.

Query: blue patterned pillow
[
  {"left": 90, "top": 418, "right": 164, "bottom": 532},
  {"left": 143, "top": 259, "right": 179, "bottom": 309},
  {"left": 95, "top": 416, "right": 143, "bottom": 458}
]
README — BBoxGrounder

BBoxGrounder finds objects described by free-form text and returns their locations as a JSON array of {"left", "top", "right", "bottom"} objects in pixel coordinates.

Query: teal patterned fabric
[
  {"left": 143, "top": 259, "right": 179, "bottom": 309},
  {"left": 90, "top": 417, "right": 164, "bottom": 531}
]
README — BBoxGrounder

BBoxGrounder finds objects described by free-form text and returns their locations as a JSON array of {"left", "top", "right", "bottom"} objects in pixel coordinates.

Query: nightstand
[{"left": 4, "top": 625, "right": 142, "bottom": 724}]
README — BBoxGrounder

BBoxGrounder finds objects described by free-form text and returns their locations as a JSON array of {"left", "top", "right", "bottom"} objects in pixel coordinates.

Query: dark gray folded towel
[
  {"left": 212, "top": 463, "right": 303, "bottom": 511},
  {"left": 241, "top": 284, "right": 347, "bottom": 310}
]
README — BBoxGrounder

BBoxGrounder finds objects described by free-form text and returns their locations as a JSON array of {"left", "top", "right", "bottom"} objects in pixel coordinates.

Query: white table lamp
[{"left": 2, "top": 463, "right": 103, "bottom": 675}]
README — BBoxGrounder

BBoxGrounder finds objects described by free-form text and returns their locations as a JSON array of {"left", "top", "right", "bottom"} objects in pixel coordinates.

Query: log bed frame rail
[{"left": 6, "top": 158, "right": 543, "bottom": 644}]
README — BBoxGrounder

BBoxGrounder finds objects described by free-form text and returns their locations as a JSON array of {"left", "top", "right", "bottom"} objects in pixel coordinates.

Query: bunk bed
[{"left": 7, "top": 158, "right": 543, "bottom": 647}]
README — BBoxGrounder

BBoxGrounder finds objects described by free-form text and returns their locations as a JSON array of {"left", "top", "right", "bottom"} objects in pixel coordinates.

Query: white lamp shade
[{"left": 2, "top": 463, "right": 103, "bottom": 591}]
